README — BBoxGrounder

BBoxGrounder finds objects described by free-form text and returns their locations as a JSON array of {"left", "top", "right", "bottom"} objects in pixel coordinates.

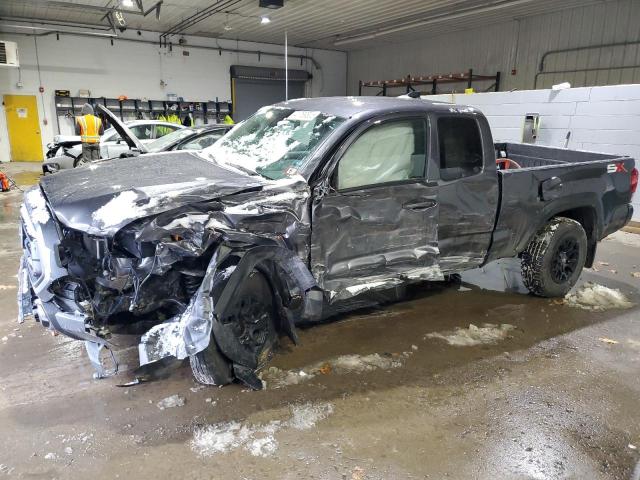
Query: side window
[
  {"left": 153, "top": 124, "right": 179, "bottom": 138},
  {"left": 130, "top": 125, "right": 153, "bottom": 140},
  {"left": 437, "top": 116, "right": 483, "bottom": 181},
  {"left": 336, "top": 119, "right": 427, "bottom": 190},
  {"left": 177, "top": 132, "right": 223, "bottom": 150}
]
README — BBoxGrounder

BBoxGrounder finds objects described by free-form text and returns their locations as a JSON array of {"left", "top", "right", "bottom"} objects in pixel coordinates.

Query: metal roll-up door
[{"left": 230, "top": 65, "right": 311, "bottom": 121}]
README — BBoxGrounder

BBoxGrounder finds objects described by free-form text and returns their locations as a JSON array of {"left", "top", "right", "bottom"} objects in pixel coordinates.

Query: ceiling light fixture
[
  {"left": 121, "top": 0, "right": 134, "bottom": 7},
  {"left": 223, "top": 13, "right": 232, "bottom": 31},
  {"left": 334, "top": 0, "right": 534, "bottom": 46},
  {"left": 260, "top": 16, "right": 271, "bottom": 24}
]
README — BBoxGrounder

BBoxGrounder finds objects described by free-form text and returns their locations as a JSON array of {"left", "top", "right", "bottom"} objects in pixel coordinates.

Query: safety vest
[
  {"left": 76, "top": 114, "right": 102, "bottom": 144},
  {"left": 223, "top": 114, "right": 235, "bottom": 125},
  {"left": 167, "top": 113, "right": 181, "bottom": 124}
]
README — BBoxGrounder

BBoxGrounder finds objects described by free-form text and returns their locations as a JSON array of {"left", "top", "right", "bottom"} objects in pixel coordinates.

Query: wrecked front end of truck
[
  {"left": 18, "top": 105, "right": 343, "bottom": 388},
  {"left": 18, "top": 173, "right": 320, "bottom": 387}
]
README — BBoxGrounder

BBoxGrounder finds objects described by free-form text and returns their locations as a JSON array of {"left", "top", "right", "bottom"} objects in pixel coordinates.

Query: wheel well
[{"left": 550, "top": 206, "right": 597, "bottom": 267}]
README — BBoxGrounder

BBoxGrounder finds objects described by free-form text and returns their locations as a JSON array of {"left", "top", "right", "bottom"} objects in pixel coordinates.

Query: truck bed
[
  {"left": 488, "top": 142, "right": 635, "bottom": 263},
  {"left": 495, "top": 142, "right": 620, "bottom": 169}
]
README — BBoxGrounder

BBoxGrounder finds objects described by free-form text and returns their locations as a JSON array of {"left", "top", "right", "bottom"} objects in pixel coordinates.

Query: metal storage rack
[
  {"left": 359, "top": 69, "right": 501, "bottom": 96},
  {"left": 53, "top": 95, "right": 233, "bottom": 134}
]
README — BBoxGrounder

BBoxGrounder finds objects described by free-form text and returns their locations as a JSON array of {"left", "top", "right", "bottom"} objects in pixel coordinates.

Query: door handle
[{"left": 403, "top": 200, "right": 437, "bottom": 211}]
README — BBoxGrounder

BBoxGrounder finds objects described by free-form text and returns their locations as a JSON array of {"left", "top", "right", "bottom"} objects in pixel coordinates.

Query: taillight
[{"left": 632, "top": 167, "right": 638, "bottom": 195}]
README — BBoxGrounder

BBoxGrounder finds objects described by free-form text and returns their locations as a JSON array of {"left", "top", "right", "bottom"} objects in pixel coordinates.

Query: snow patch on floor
[
  {"left": 288, "top": 402, "right": 334, "bottom": 430},
  {"left": 259, "top": 352, "right": 407, "bottom": 389},
  {"left": 156, "top": 394, "right": 185, "bottom": 410},
  {"left": 564, "top": 282, "right": 634, "bottom": 311},
  {"left": 191, "top": 402, "right": 333, "bottom": 458},
  {"left": 425, "top": 323, "right": 515, "bottom": 346}
]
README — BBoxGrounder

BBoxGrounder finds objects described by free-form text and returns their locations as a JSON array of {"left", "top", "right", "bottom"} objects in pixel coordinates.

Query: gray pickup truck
[{"left": 18, "top": 97, "right": 637, "bottom": 388}]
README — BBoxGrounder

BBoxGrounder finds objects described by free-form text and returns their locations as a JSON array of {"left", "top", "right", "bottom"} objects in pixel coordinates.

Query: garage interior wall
[
  {"left": 429, "top": 84, "right": 640, "bottom": 220},
  {"left": 348, "top": 0, "right": 640, "bottom": 95},
  {"left": 0, "top": 30, "right": 347, "bottom": 162}
]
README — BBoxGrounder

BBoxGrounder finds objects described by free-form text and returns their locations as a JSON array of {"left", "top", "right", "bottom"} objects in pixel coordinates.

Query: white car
[{"left": 43, "top": 120, "right": 184, "bottom": 173}]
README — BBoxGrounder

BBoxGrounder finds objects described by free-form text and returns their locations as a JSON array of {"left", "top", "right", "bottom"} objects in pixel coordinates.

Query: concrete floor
[{"left": 1, "top": 162, "right": 639, "bottom": 480}]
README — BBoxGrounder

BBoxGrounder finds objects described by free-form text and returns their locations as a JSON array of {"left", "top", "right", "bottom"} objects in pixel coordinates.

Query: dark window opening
[{"left": 438, "top": 116, "right": 483, "bottom": 181}]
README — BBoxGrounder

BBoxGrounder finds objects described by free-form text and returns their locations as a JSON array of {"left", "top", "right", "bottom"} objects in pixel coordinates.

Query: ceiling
[{"left": 0, "top": 0, "right": 609, "bottom": 50}]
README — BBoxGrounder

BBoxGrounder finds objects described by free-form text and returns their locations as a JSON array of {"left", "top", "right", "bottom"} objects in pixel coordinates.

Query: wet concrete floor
[{"left": 0, "top": 162, "right": 639, "bottom": 479}]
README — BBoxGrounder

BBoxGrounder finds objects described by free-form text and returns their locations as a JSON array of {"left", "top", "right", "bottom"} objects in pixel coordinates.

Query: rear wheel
[
  {"left": 189, "top": 267, "right": 277, "bottom": 386},
  {"left": 521, "top": 217, "right": 587, "bottom": 297}
]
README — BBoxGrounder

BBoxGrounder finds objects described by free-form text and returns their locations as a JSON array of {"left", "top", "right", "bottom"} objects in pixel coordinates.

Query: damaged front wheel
[{"left": 190, "top": 266, "right": 277, "bottom": 388}]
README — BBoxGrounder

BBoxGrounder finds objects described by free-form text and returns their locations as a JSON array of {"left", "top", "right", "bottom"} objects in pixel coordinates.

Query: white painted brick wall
[{"left": 431, "top": 84, "right": 640, "bottom": 221}]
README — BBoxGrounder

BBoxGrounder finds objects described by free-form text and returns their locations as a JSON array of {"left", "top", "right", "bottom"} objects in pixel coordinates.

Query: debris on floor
[
  {"left": 632, "top": 272, "right": 640, "bottom": 278},
  {"left": 351, "top": 466, "right": 366, "bottom": 480},
  {"left": 425, "top": 323, "right": 515, "bottom": 347},
  {"left": 598, "top": 337, "right": 619, "bottom": 345},
  {"left": 44, "top": 453, "right": 57, "bottom": 461},
  {"left": 0, "top": 285, "right": 16, "bottom": 290},
  {"left": 156, "top": 394, "right": 185, "bottom": 410},
  {"left": 563, "top": 283, "right": 634, "bottom": 311},
  {"left": 191, "top": 402, "right": 334, "bottom": 458},
  {"left": 259, "top": 353, "right": 406, "bottom": 389}
]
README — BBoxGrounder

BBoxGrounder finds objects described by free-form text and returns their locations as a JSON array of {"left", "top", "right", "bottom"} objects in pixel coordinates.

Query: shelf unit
[
  {"left": 358, "top": 69, "right": 501, "bottom": 96},
  {"left": 54, "top": 95, "right": 233, "bottom": 134}
]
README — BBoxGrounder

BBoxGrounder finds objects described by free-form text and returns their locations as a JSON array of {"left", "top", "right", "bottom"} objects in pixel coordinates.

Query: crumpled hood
[{"left": 40, "top": 151, "right": 269, "bottom": 236}]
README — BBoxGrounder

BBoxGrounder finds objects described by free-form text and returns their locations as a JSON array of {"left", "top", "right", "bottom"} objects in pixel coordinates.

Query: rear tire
[
  {"left": 521, "top": 217, "right": 587, "bottom": 297},
  {"left": 189, "top": 267, "right": 277, "bottom": 386}
]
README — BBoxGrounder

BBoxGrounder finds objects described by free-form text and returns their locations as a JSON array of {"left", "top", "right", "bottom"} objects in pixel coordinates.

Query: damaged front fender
[{"left": 138, "top": 244, "right": 323, "bottom": 367}]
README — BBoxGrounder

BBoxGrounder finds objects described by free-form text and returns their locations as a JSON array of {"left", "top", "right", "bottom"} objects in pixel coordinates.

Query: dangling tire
[
  {"left": 189, "top": 267, "right": 277, "bottom": 386},
  {"left": 521, "top": 217, "right": 587, "bottom": 298}
]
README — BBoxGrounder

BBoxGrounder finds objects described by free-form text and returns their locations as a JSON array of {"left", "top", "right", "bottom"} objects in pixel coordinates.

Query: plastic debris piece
[{"left": 598, "top": 337, "right": 619, "bottom": 345}]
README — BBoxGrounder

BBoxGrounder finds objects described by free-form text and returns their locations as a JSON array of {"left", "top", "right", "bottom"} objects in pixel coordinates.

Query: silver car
[{"left": 43, "top": 120, "right": 184, "bottom": 174}]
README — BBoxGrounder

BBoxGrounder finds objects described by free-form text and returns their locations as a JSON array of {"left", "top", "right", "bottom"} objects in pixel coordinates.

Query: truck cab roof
[{"left": 276, "top": 96, "right": 475, "bottom": 120}]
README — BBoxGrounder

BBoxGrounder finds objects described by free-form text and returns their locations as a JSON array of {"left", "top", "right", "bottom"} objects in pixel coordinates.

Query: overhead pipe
[
  {"left": 534, "top": 65, "right": 640, "bottom": 89},
  {"left": 538, "top": 40, "right": 640, "bottom": 72},
  {"left": 1, "top": 29, "right": 321, "bottom": 70},
  {"left": 0, "top": 15, "right": 114, "bottom": 31},
  {"left": 160, "top": 0, "right": 242, "bottom": 39},
  {"left": 0, "top": 23, "right": 117, "bottom": 37},
  {"left": 40, "top": 0, "right": 162, "bottom": 18}
]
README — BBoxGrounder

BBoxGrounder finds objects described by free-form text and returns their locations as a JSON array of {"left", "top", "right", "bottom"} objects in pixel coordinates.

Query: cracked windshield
[{"left": 204, "top": 106, "right": 345, "bottom": 180}]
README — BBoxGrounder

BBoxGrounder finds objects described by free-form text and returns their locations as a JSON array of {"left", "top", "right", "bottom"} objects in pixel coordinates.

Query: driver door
[{"left": 310, "top": 115, "right": 440, "bottom": 301}]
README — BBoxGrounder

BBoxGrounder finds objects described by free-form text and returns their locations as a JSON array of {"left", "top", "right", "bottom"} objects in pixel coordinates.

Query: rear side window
[
  {"left": 437, "top": 116, "right": 483, "bottom": 181},
  {"left": 337, "top": 118, "right": 427, "bottom": 190},
  {"left": 130, "top": 125, "right": 153, "bottom": 140}
]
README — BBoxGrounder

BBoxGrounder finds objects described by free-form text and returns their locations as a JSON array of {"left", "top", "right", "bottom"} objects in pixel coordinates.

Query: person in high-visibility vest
[
  {"left": 223, "top": 114, "right": 235, "bottom": 125},
  {"left": 75, "top": 103, "right": 104, "bottom": 165}
]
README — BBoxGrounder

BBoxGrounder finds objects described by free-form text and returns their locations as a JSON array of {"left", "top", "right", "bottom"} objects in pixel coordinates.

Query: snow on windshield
[{"left": 204, "top": 106, "right": 344, "bottom": 180}]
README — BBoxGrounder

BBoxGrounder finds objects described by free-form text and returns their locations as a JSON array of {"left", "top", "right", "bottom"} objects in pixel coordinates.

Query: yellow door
[{"left": 4, "top": 95, "right": 44, "bottom": 162}]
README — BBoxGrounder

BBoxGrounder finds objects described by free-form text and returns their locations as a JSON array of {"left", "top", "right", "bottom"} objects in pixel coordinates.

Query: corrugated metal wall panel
[{"left": 348, "top": 0, "right": 640, "bottom": 95}]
